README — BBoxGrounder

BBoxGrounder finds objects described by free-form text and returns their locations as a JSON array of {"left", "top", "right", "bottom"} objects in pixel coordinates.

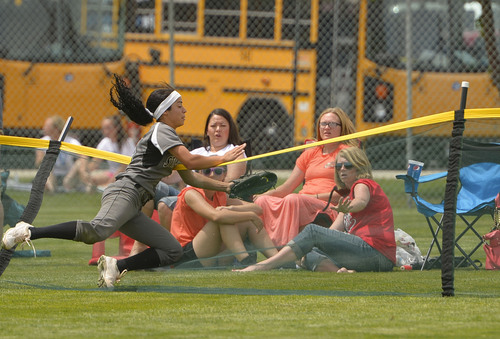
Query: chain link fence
[{"left": 1, "top": 0, "right": 500, "bottom": 210}]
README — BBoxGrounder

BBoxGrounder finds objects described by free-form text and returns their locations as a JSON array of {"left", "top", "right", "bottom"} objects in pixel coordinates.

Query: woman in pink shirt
[
  {"left": 254, "top": 107, "right": 358, "bottom": 246},
  {"left": 237, "top": 147, "right": 396, "bottom": 273}
]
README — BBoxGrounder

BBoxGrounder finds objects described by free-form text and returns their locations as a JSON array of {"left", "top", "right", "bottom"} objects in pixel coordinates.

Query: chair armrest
[
  {"left": 396, "top": 171, "right": 448, "bottom": 196},
  {"left": 418, "top": 171, "right": 447, "bottom": 183},
  {"left": 396, "top": 174, "right": 418, "bottom": 196}
]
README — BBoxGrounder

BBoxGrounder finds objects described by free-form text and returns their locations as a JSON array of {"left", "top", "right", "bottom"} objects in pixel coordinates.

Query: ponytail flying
[{"left": 110, "top": 74, "right": 178, "bottom": 126}]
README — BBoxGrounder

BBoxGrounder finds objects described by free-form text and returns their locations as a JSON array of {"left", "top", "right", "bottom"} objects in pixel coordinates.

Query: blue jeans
[
  {"left": 154, "top": 181, "right": 180, "bottom": 209},
  {"left": 288, "top": 224, "right": 394, "bottom": 272}
]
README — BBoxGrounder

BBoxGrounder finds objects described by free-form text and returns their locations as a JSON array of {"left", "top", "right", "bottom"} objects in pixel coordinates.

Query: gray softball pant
[
  {"left": 289, "top": 224, "right": 394, "bottom": 272},
  {"left": 74, "top": 178, "right": 182, "bottom": 266}
]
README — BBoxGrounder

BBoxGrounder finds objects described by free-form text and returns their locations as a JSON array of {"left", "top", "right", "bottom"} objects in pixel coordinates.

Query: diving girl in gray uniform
[{"left": 2, "top": 75, "right": 246, "bottom": 287}]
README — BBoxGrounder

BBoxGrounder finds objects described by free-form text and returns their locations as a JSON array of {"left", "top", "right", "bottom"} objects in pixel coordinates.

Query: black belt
[
  {"left": 116, "top": 177, "right": 143, "bottom": 190},
  {"left": 126, "top": 180, "right": 152, "bottom": 205}
]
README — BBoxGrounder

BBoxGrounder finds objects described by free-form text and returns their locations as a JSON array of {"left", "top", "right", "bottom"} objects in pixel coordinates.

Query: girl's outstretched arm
[
  {"left": 178, "top": 169, "right": 232, "bottom": 193},
  {"left": 169, "top": 144, "right": 246, "bottom": 170}
]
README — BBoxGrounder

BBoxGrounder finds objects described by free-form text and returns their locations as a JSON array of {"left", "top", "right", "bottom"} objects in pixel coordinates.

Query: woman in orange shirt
[
  {"left": 170, "top": 166, "right": 277, "bottom": 267},
  {"left": 254, "top": 107, "right": 358, "bottom": 247}
]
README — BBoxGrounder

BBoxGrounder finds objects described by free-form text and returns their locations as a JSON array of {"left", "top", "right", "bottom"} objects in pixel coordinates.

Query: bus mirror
[{"left": 149, "top": 48, "right": 161, "bottom": 65}]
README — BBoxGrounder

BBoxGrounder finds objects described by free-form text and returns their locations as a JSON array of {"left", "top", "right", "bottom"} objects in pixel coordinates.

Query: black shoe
[{"left": 234, "top": 255, "right": 256, "bottom": 268}]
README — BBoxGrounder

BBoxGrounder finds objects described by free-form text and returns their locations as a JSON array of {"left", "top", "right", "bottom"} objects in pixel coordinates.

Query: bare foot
[
  {"left": 233, "top": 264, "right": 267, "bottom": 272},
  {"left": 337, "top": 267, "right": 356, "bottom": 273}
]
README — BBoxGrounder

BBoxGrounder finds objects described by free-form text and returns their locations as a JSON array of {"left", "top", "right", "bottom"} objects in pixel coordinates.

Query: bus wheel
[{"left": 237, "top": 99, "right": 294, "bottom": 169}]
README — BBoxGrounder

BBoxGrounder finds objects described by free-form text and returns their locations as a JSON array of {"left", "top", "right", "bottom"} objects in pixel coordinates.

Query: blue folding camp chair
[{"left": 397, "top": 140, "right": 500, "bottom": 270}]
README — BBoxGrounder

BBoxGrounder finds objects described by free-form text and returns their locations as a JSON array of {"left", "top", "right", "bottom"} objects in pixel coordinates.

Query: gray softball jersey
[{"left": 115, "top": 122, "right": 183, "bottom": 197}]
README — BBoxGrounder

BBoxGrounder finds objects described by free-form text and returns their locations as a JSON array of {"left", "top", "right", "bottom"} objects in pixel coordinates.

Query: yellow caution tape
[{"left": 2, "top": 108, "right": 500, "bottom": 170}]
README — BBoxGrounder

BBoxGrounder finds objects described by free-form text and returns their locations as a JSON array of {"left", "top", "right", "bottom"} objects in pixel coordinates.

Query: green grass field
[{"left": 2, "top": 181, "right": 500, "bottom": 338}]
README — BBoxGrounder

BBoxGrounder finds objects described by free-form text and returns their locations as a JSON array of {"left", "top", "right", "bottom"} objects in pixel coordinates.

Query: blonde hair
[
  {"left": 315, "top": 107, "right": 358, "bottom": 147},
  {"left": 49, "top": 115, "right": 65, "bottom": 133},
  {"left": 335, "top": 147, "right": 373, "bottom": 189}
]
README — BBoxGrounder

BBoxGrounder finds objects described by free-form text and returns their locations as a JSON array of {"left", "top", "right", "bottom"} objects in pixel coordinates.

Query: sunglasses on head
[
  {"left": 335, "top": 162, "right": 355, "bottom": 170},
  {"left": 199, "top": 167, "right": 226, "bottom": 175}
]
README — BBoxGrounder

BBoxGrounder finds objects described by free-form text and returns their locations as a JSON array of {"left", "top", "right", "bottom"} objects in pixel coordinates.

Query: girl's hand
[
  {"left": 226, "top": 181, "right": 234, "bottom": 194},
  {"left": 222, "top": 143, "right": 246, "bottom": 163},
  {"left": 215, "top": 205, "right": 232, "bottom": 211},
  {"left": 331, "top": 197, "right": 352, "bottom": 214},
  {"left": 251, "top": 216, "right": 264, "bottom": 232}
]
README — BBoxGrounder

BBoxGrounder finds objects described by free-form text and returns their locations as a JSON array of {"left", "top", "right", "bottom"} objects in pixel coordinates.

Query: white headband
[{"left": 147, "top": 91, "right": 181, "bottom": 120}]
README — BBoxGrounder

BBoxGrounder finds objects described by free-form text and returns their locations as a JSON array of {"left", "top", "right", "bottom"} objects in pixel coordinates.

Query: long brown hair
[{"left": 202, "top": 108, "right": 243, "bottom": 149}]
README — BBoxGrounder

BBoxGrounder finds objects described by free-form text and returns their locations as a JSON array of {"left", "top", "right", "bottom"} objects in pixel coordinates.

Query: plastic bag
[
  {"left": 483, "top": 229, "right": 500, "bottom": 270},
  {"left": 483, "top": 193, "right": 500, "bottom": 270},
  {"left": 395, "top": 228, "right": 424, "bottom": 266}
]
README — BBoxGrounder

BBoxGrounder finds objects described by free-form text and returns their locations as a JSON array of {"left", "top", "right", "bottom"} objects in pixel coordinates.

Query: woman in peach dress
[{"left": 254, "top": 107, "right": 358, "bottom": 247}]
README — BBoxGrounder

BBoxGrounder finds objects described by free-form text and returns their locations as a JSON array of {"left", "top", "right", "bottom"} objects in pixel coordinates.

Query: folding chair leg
[
  {"left": 454, "top": 214, "right": 486, "bottom": 270},
  {"left": 423, "top": 214, "right": 490, "bottom": 270},
  {"left": 422, "top": 215, "right": 443, "bottom": 270}
]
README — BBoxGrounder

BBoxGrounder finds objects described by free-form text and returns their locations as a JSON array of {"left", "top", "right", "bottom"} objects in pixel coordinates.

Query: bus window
[
  {"left": 205, "top": 0, "right": 240, "bottom": 37},
  {"left": 162, "top": 0, "right": 198, "bottom": 33},
  {"left": 0, "top": 1, "right": 50, "bottom": 61},
  {"left": 0, "top": 0, "right": 121, "bottom": 63},
  {"left": 128, "top": 0, "right": 155, "bottom": 33},
  {"left": 247, "top": 1, "right": 275, "bottom": 40},
  {"left": 282, "top": 0, "right": 311, "bottom": 46},
  {"left": 86, "top": 0, "right": 114, "bottom": 34},
  {"left": 367, "top": 0, "right": 500, "bottom": 73},
  {"left": 0, "top": 0, "right": 126, "bottom": 132}
]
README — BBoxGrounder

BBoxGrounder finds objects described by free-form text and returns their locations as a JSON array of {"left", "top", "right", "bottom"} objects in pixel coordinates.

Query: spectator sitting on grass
[
  {"left": 235, "top": 147, "right": 396, "bottom": 273},
  {"left": 35, "top": 115, "right": 87, "bottom": 193},
  {"left": 170, "top": 165, "right": 277, "bottom": 268},
  {"left": 253, "top": 107, "right": 358, "bottom": 247}
]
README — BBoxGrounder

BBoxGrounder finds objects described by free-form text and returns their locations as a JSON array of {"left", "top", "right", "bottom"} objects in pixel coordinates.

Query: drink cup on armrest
[{"left": 407, "top": 160, "right": 424, "bottom": 181}]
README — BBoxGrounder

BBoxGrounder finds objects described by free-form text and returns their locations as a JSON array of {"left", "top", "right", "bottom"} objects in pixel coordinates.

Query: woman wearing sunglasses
[
  {"left": 236, "top": 147, "right": 396, "bottom": 273},
  {"left": 254, "top": 107, "right": 358, "bottom": 247},
  {"left": 2, "top": 75, "right": 246, "bottom": 287},
  {"left": 170, "top": 166, "right": 277, "bottom": 267}
]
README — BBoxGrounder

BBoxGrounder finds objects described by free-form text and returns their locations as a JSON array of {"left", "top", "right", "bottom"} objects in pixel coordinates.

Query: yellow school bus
[
  {"left": 124, "top": 0, "right": 319, "bottom": 155},
  {"left": 355, "top": 0, "right": 500, "bottom": 137},
  {"left": 0, "top": 0, "right": 126, "bottom": 141},
  {"left": 125, "top": 0, "right": 500, "bottom": 154},
  {"left": 3, "top": 0, "right": 498, "bottom": 148}
]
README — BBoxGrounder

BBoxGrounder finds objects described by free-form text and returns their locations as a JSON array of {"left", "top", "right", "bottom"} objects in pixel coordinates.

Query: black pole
[
  {"left": 0, "top": 75, "right": 3, "bottom": 134},
  {"left": 441, "top": 82, "right": 468, "bottom": 297},
  {"left": 0, "top": 117, "right": 73, "bottom": 278},
  {"left": 58, "top": 116, "right": 74, "bottom": 142}
]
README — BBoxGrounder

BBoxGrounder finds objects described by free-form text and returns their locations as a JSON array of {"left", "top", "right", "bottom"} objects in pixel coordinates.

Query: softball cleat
[
  {"left": 97, "top": 255, "right": 127, "bottom": 288},
  {"left": 2, "top": 221, "right": 34, "bottom": 251}
]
